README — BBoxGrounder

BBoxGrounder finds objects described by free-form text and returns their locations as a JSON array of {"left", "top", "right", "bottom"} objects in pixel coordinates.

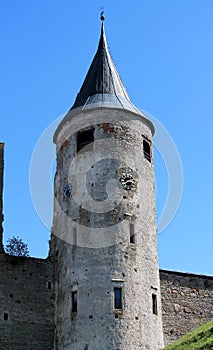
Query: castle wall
[
  {"left": 160, "top": 269, "right": 213, "bottom": 346},
  {"left": 0, "top": 251, "right": 212, "bottom": 349},
  {"left": 0, "top": 253, "right": 54, "bottom": 350}
]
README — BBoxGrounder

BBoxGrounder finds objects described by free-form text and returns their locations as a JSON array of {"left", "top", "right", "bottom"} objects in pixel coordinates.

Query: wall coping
[{"left": 160, "top": 268, "right": 213, "bottom": 280}]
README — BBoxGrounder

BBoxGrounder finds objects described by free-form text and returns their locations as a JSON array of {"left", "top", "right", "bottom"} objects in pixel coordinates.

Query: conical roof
[
  {"left": 52, "top": 17, "right": 155, "bottom": 141},
  {"left": 70, "top": 20, "right": 141, "bottom": 114}
]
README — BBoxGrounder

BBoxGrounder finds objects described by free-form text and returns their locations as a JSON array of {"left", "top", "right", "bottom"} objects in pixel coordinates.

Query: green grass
[{"left": 164, "top": 320, "right": 213, "bottom": 350}]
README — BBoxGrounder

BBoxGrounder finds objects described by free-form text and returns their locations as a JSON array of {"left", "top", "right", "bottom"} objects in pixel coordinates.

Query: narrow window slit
[
  {"left": 73, "top": 227, "right": 77, "bottom": 246},
  {"left": 130, "top": 223, "right": 135, "bottom": 244},
  {"left": 72, "top": 291, "right": 77, "bottom": 313},
  {"left": 152, "top": 294, "right": 158, "bottom": 315},
  {"left": 143, "top": 140, "right": 151, "bottom": 162}
]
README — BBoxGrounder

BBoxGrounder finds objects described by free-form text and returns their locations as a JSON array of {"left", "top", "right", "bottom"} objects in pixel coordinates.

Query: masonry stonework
[
  {"left": 53, "top": 108, "right": 164, "bottom": 350},
  {"left": 160, "top": 269, "right": 213, "bottom": 347},
  {"left": 0, "top": 252, "right": 212, "bottom": 349},
  {"left": 0, "top": 253, "right": 55, "bottom": 350}
]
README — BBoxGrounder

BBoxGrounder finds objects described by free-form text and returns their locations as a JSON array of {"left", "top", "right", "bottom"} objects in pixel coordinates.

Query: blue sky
[{"left": 0, "top": 1, "right": 212, "bottom": 275}]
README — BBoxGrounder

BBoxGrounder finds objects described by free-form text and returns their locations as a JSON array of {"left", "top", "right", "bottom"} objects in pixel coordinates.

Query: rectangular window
[
  {"left": 77, "top": 128, "right": 94, "bottom": 153},
  {"left": 152, "top": 294, "right": 158, "bottom": 315},
  {"left": 72, "top": 291, "right": 77, "bottom": 312},
  {"left": 129, "top": 223, "right": 135, "bottom": 244},
  {"left": 114, "top": 287, "right": 122, "bottom": 309},
  {"left": 143, "top": 139, "right": 151, "bottom": 162},
  {"left": 73, "top": 227, "right": 77, "bottom": 246},
  {"left": 4, "top": 312, "right": 8, "bottom": 321}
]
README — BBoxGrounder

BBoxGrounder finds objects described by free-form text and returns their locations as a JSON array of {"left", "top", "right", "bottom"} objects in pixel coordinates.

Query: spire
[{"left": 70, "top": 15, "right": 134, "bottom": 111}]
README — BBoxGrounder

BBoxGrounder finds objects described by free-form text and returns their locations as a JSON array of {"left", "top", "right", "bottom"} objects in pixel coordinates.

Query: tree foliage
[{"left": 5, "top": 236, "right": 30, "bottom": 257}]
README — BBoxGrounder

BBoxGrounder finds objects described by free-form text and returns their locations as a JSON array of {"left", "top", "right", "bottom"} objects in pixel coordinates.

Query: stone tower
[{"left": 52, "top": 18, "right": 164, "bottom": 350}]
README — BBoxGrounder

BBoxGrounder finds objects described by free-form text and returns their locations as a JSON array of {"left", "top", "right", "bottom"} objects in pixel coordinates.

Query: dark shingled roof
[{"left": 71, "top": 22, "right": 134, "bottom": 110}]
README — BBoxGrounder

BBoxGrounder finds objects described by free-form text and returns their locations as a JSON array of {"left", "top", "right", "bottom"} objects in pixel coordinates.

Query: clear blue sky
[{"left": 0, "top": 1, "right": 212, "bottom": 275}]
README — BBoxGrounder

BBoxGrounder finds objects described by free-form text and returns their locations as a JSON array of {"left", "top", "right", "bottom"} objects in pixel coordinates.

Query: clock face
[
  {"left": 120, "top": 173, "right": 135, "bottom": 190},
  {"left": 63, "top": 184, "right": 71, "bottom": 198}
]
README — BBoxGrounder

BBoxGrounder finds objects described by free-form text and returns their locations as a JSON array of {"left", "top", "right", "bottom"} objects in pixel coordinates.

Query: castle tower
[{"left": 52, "top": 18, "right": 164, "bottom": 350}]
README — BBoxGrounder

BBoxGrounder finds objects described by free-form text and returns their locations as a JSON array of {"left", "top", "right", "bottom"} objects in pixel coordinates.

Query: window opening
[
  {"left": 143, "top": 140, "right": 151, "bottom": 162},
  {"left": 47, "top": 281, "right": 52, "bottom": 290},
  {"left": 73, "top": 227, "right": 77, "bottom": 245},
  {"left": 152, "top": 294, "right": 158, "bottom": 315},
  {"left": 72, "top": 291, "right": 77, "bottom": 312},
  {"left": 4, "top": 312, "right": 8, "bottom": 321},
  {"left": 77, "top": 128, "right": 94, "bottom": 153},
  {"left": 114, "top": 287, "right": 122, "bottom": 309},
  {"left": 129, "top": 223, "right": 135, "bottom": 243}
]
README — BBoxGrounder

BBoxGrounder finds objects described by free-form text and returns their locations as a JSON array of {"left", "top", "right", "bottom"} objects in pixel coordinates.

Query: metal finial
[{"left": 100, "top": 10, "right": 105, "bottom": 22}]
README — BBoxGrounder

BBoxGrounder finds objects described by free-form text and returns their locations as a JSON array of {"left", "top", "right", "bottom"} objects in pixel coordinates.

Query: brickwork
[
  {"left": 0, "top": 253, "right": 54, "bottom": 350},
  {"left": 160, "top": 269, "right": 213, "bottom": 346}
]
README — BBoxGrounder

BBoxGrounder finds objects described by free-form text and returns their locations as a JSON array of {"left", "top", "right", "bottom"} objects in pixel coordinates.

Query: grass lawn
[{"left": 164, "top": 320, "right": 213, "bottom": 350}]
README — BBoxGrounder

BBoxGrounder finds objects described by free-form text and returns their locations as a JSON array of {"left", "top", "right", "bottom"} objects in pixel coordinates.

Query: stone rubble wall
[
  {"left": 0, "top": 254, "right": 212, "bottom": 349},
  {"left": 0, "top": 253, "right": 54, "bottom": 350},
  {"left": 160, "top": 269, "right": 213, "bottom": 346}
]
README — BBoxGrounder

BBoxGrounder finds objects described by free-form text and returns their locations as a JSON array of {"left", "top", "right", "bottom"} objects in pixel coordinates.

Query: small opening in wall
[
  {"left": 73, "top": 227, "right": 77, "bottom": 245},
  {"left": 143, "top": 140, "right": 151, "bottom": 162},
  {"left": 4, "top": 312, "right": 8, "bottom": 321},
  {"left": 72, "top": 291, "right": 77, "bottom": 313},
  {"left": 47, "top": 282, "right": 52, "bottom": 290},
  {"left": 77, "top": 128, "right": 94, "bottom": 153},
  {"left": 114, "top": 287, "right": 122, "bottom": 309},
  {"left": 152, "top": 294, "right": 158, "bottom": 315},
  {"left": 130, "top": 224, "right": 135, "bottom": 244}
]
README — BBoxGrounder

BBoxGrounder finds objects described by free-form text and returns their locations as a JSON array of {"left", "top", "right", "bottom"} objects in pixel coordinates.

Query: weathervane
[{"left": 100, "top": 8, "right": 105, "bottom": 21}]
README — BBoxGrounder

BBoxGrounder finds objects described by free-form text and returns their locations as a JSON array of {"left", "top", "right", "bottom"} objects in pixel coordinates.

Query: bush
[{"left": 5, "top": 236, "right": 30, "bottom": 257}]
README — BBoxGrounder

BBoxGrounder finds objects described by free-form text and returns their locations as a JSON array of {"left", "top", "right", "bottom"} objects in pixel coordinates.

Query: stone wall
[
  {"left": 160, "top": 269, "right": 213, "bottom": 346},
  {"left": 0, "top": 253, "right": 54, "bottom": 350},
  {"left": 0, "top": 251, "right": 213, "bottom": 349}
]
